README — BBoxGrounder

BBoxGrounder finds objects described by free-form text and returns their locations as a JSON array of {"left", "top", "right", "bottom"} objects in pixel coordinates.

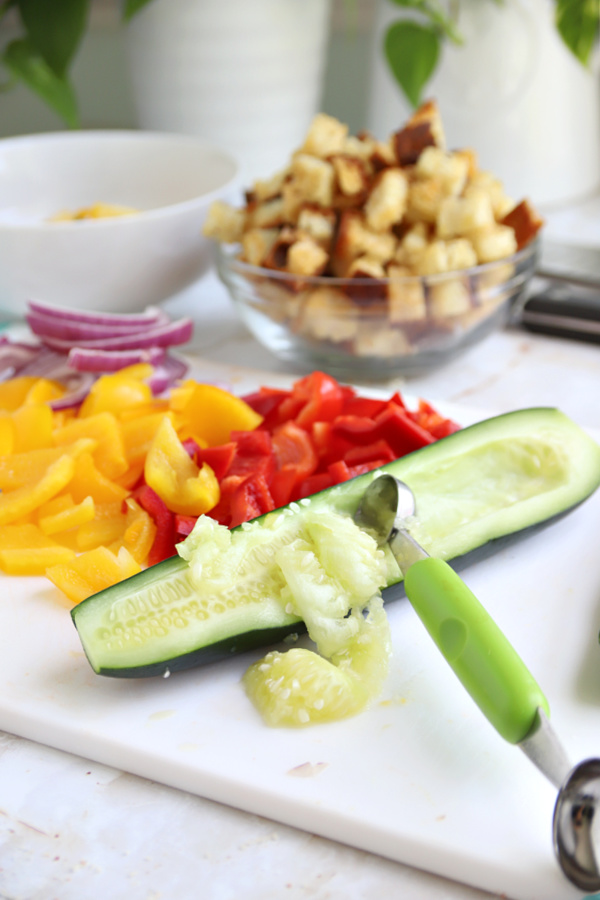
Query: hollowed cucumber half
[{"left": 71, "top": 407, "right": 600, "bottom": 678}]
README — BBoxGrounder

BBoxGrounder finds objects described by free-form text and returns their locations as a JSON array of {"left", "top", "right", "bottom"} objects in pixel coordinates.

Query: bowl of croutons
[{"left": 205, "top": 101, "right": 542, "bottom": 377}]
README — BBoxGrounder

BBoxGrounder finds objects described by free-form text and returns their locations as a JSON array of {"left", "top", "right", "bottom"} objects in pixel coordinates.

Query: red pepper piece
[
  {"left": 346, "top": 459, "right": 388, "bottom": 478},
  {"left": 196, "top": 442, "right": 237, "bottom": 481},
  {"left": 229, "top": 474, "right": 275, "bottom": 528},
  {"left": 133, "top": 484, "right": 177, "bottom": 565},
  {"left": 270, "top": 467, "right": 298, "bottom": 508},
  {"left": 297, "top": 471, "right": 334, "bottom": 498},
  {"left": 372, "top": 403, "right": 435, "bottom": 457},
  {"left": 174, "top": 514, "right": 198, "bottom": 538},
  {"left": 331, "top": 415, "right": 379, "bottom": 445},
  {"left": 290, "top": 371, "right": 346, "bottom": 428},
  {"left": 327, "top": 459, "right": 352, "bottom": 483},
  {"left": 271, "top": 421, "right": 318, "bottom": 503},
  {"left": 241, "top": 387, "right": 292, "bottom": 430},
  {"left": 341, "top": 395, "right": 387, "bottom": 418},
  {"left": 181, "top": 437, "right": 202, "bottom": 459},
  {"left": 228, "top": 430, "right": 276, "bottom": 481},
  {"left": 206, "top": 474, "right": 247, "bottom": 527},
  {"left": 344, "top": 439, "right": 396, "bottom": 466},
  {"left": 311, "top": 421, "right": 354, "bottom": 467}
]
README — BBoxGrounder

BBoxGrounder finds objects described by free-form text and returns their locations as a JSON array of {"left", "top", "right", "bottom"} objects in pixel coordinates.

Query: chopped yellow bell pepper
[
  {"left": 0, "top": 454, "right": 75, "bottom": 526},
  {"left": 0, "top": 376, "right": 40, "bottom": 411},
  {"left": 23, "top": 378, "right": 65, "bottom": 406},
  {"left": 0, "top": 438, "right": 96, "bottom": 491},
  {"left": 120, "top": 410, "right": 175, "bottom": 467},
  {"left": 46, "top": 545, "right": 141, "bottom": 604},
  {"left": 144, "top": 416, "right": 219, "bottom": 516},
  {"left": 53, "top": 412, "right": 128, "bottom": 479},
  {"left": 78, "top": 368, "right": 154, "bottom": 418},
  {"left": 67, "top": 452, "right": 128, "bottom": 505},
  {"left": 38, "top": 495, "right": 95, "bottom": 536},
  {"left": 11, "top": 403, "right": 54, "bottom": 451},
  {"left": 0, "top": 415, "right": 15, "bottom": 455},
  {"left": 110, "top": 497, "right": 156, "bottom": 564},
  {"left": 170, "top": 381, "right": 262, "bottom": 446},
  {"left": 0, "top": 523, "right": 76, "bottom": 575}
]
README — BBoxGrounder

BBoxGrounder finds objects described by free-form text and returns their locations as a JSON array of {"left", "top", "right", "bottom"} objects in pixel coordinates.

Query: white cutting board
[{"left": 0, "top": 384, "right": 599, "bottom": 900}]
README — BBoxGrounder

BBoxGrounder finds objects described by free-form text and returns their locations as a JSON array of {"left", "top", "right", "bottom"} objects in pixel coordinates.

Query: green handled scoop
[{"left": 354, "top": 473, "right": 600, "bottom": 892}]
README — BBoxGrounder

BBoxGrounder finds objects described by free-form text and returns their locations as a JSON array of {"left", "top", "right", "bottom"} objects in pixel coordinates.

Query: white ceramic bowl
[{"left": 0, "top": 130, "right": 239, "bottom": 317}]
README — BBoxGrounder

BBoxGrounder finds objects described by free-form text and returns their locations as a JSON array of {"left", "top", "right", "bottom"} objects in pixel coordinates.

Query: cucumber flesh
[{"left": 71, "top": 407, "right": 600, "bottom": 677}]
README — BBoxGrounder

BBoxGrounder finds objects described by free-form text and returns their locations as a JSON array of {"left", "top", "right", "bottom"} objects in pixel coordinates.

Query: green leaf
[
  {"left": 3, "top": 38, "right": 79, "bottom": 127},
  {"left": 123, "top": 0, "right": 155, "bottom": 20},
  {"left": 384, "top": 20, "right": 440, "bottom": 108},
  {"left": 16, "top": 0, "right": 90, "bottom": 77},
  {"left": 385, "top": 0, "right": 463, "bottom": 44},
  {"left": 555, "top": 0, "right": 600, "bottom": 65}
]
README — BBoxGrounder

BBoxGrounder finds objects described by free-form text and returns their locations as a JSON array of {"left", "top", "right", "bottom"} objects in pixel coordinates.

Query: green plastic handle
[{"left": 404, "top": 557, "right": 549, "bottom": 745}]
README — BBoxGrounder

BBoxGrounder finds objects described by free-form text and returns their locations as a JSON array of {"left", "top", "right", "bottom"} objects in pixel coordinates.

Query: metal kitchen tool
[{"left": 354, "top": 474, "right": 600, "bottom": 892}]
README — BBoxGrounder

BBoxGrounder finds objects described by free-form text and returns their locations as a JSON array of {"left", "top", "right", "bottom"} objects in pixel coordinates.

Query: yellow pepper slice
[
  {"left": 0, "top": 376, "right": 40, "bottom": 411},
  {"left": 0, "top": 454, "right": 75, "bottom": 526},
  {"left": 11, "top": 403, "right": 54, "bottom": 451},
  {"left": 120, "top": 410, "right": 175, "bottom": 467},
  {"left": 0, "top": 415, "right": 15, "bottom": 455},
  {"left": 38, "top": 495, "right": 95, "bottom": 536},
  {"left": 170, "top": 381, "right": 262, "bottom": 446},
  {"left": 53, "top": 412, "right": 128, "bottom": 479},
  {"left": 0, "top": 437, "right": 96, "bottom": 491},
  {"left": 144, "top": 417, "right": 219, "bottom": 516},
  {"left": 67, "top": 453, "right": 128, "bottom": 505},
  {"left": 78, "top": 368, "right": 154, "bottom": 418},
  {"left": 23, "top": 377, "right": 65, "bottom": 406},
  {"left": 0, "top": 523, "right": 76, "bottom": 575},
  {"left": 110, "top": 497, "right": 156, "bottom": 564},
  {"left": 46, "top": 545, "right": 141, "bottom": 604}
]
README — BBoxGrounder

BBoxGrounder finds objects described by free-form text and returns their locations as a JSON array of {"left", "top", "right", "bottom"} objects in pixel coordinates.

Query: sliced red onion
[
  {"left": 39, "top": 317, "right": 194, "bottom": 352},
  {"left": 0, "top": 342, "right": 45, "bottom": 379},
  {"left": 26, "top": 310, "right": 166, "bottom": 342},
  {"left": 67, "top": 345, "right": 167, "bottom": 372},
  {"left": 27, "top": 300, "right": 168, "bottom": 328},
  {"left": 147, "top": 354, "right": 189, "bottom": 395},
  {"left": 49, "top": 372, "right": 98, "bottom": 411}
]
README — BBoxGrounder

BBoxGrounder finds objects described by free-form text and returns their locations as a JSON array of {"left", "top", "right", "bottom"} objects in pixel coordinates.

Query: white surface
[
  {"left": 2, "top": 205, "right": 600, "bottom": 900},
  {"left": 126, "top": 0, "right": 332, "bottom": 184},
  {"left": 0, "top": 436, "right": 599, "bottom": 900},
  {"left": 366, "top": 0, "right": 600, "bottom": 208},
  {"left": 0, "top": 131, "right": 238, "bottom": 315}
]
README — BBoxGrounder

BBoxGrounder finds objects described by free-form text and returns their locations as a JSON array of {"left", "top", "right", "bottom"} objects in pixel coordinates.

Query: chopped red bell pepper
[
  {"left": 229, "top": 474, "right": 275, "bottom": 528},
  {"left": 343, "top": 439, "right": 396, "bottom": 466},
  {"left": 241, "top": 387, "right": 292, "bottom": 429},
  {"left": 133, "top": 484, "right": 177, "bottom": 565},
  {"left": 288, "top": 371, "right": 346, "bottom": 428},
  {"left": 196, "top": 442, "right": 237, "bottom": 481},
  {"left": 297, "top": 471, "right": 335, "bottom": 498},
  {"left": 174, "top": 514, "right": 198, "bottom": 538},
  {"left": 228, "top": 430, "right": 276, "bottom": 481},
  {"left": 372, "top": 403, "right": 435, "bottom": 456}
]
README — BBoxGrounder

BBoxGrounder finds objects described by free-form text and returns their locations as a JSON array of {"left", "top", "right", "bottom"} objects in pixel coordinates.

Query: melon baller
[{"left": 355, "top": 473, "right": 600, "bottom": 892}]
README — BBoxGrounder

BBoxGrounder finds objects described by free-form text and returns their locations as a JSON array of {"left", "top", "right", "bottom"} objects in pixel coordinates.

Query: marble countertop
[{"left": 1, "top": 220, "right": 600, "bottom": 900}]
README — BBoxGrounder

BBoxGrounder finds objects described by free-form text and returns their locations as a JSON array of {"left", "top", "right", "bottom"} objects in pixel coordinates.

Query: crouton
[
  {"left": 353, "top": 324, "right": 412, "bottom": 358},
  {"left": 428, "top": 277, "right": 472, "bottom": 318},
  {"left": 202, "top": 200, "right": 246, "bottom": 242},
  {"left": 297, "top": 205, "right": 337, "bottom": 249},
  {"left": 297, "top": 286, "right": 359, "bottom": 342},
  {"left": 300, "top": 113, "right": 348, "bottom": 158},
  {"left": 501, "top": 199, "right": 544, "bottom": 250},
  {"left": 331, "top": 154, "right": 371, "bottom": 198},
  {"left": 436, "top": 192, "right": 495, "bottom": 239},
  {"left": 387, "top": 264, "right": 427, "bottom": 323},
  {"left": 407, "top": 177, "right": 446, "bottom": 224},
  {"left": 241, "top": 227, "right": 280, "bottom": 266},
  {"left": 247, "top": 168, "right": 288, "bottom": 204},
  {"left": 249, "top": 196, "right": 287, "bottom": 229},
  {"left": 470, "top": 225, "right": 518, "bottom": 264},
  {"left": 364, "top": 168, "right": 408, "bottom": 232},
  {"left": 393, "top": 99, "right": 445, "bottom": 166},
  {"left": 287, "top": 236, "right": 329, "bottom": 276},
  {"left": 290, "top": 154, "right": 335, "bottom": 207},
  {"left": 415, "top": 147, "right": 469, "bottom": 196}
]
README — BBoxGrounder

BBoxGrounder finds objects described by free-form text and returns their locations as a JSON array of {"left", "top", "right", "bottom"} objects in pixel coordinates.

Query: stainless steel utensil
[{"left": 354, "top": 473, "right": 600, "bottom": 891}]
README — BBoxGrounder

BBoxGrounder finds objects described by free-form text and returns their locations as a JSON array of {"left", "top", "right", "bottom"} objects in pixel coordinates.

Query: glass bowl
[{"left": 217, "top": 240, "right": 538, "bottom": 379}]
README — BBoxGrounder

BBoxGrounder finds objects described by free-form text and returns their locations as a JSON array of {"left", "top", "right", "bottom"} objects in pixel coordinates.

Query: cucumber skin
[{"left": 71, "top": 407, "right": 600, "bottom": 678}]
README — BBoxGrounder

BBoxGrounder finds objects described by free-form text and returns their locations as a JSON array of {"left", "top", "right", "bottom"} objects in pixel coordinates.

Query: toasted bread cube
[
  {"left": 353, "top": 324, "right": 412, "bottom": 358},
  {"left": 297, "top": 205, "right": 336, "bottom": 248},
  {"left": 413, "top": 240, "right": 451, "bottom": 276},
  {"left": 255, "top": 279, "right": 304, "bottom": 323},
  {"left": 281, "top": 180, "right": 305, "bottom": 224},
  {"left": 290, "top": 154, "right": 335, "bottom": 207},
  {"left": 387, "top": 264, "right": 427, "bottom": 323},
  {"left": 241, "top": 227, "right": 280, "bottom": 266},
  {"left": 445, "top": 238, "right": 478, "bottom": 271},
  {"left": 332, "top": 154, "right": 370, "bottom": 197},
  {"left": 407, "top": 177, "right": 445, "bottom": 224},
  {"left": 300, "top": 113, "right": 348, "bottom": 158},
  {"left": 298, "top": 286, "right": 359, "bottom": 342},
  {"left": 347, "top": 255, "right": 387, "bottom": 280},
  {"left": 364, "top": 168, "right": 408, "bottom": 232},
  {"left": 501, "top": 199, "right": 544, "bottom": 250},
  {"left": 250, "top": 196, "right": 287, "bottom": 229},
  {"left": 465, "top": 171, "right": 514, "bottom": 219},
  {"left": 393, "top": 99, "right": 446, "bottom": 166},
  {"left": 428, "top": 277, "right": 472, "bottom": 318},
  {"left": 453, "top": 147, "right": 479, "bottom": 179},
  {"left": 287, "top": 236, "right": 328, "bottom": 276},
  {"left": 357, "top": 228, "right": 397, "bottom": 265},
  {"left": 437, "top": 192, "right": 495, "bottom": 239},
  {"left": 394, "top": 223, "right": 429, "bottom": 269},
  {"left": 470, "top": 225, "right": 518, "bottom": 263},
  {"left": 202, "top": 200, "right": 246, "bottom": 242},
  {"left": 415, "top": 147, "right": 469, "bottom": 196},
  {"left": 370, "top": 138, "right": 397, "bottom": 169},
  {"left": 342, "top": 133, "right": 377, "bottom": 160},
  {"left": 249, "top": 168, "right": 288, "bottom": 203},
  {"left": 332, "top": 210, "right": 396, "bottom": 275},
  {"left": 475, "top": 261, "right": 515, "bottom": 298}
]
